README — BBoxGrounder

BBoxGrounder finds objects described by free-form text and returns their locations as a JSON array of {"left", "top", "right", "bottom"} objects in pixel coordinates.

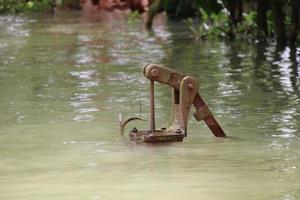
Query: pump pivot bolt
[
  {"left": 175, "top": 129, "right": 182, "bottom": 133},
  {"left": 131, "top": 127, "right": 138, "bottom": 132},
  {"left": 150, "top": 69, "right": 159, "bottom": 77}
]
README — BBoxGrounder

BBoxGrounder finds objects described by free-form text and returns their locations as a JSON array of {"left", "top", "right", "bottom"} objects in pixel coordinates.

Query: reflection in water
[
  {"left": 0, "top": 16, "right": 32, "bottom": 37},
  {"left": 65, "top": 11, "right": 170, "bottom": 123},
  {"left": 70, "top": 92, "right": 97, "bottom": 121},
  {"left": 264, "top": 45, "right": 300, "bottom": 139},
  {"left": 69, "top": 61, "right": 99, "bottom": 121},
  {"left": 289, "top": 46, "right": 300, "bottom": 92}
]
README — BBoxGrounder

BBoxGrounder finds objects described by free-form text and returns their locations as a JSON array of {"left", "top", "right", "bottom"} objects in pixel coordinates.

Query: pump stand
[{"left": 129, "top": 64, "right": 227, "bottom": 143}]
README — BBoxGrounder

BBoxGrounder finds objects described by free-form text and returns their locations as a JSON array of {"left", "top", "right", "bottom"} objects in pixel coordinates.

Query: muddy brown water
[{"left": 0, "top": 11, "right": 299, "bottom": 200}]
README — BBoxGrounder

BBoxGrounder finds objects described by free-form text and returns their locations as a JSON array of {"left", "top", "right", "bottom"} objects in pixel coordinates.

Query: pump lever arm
[
  {"left": 193, "top": 93, "right": 226, "bottom": 137},
  {"left": 143, "top": 64, "right": 193, "bottom": 131},
  {"left": 143, "top": 64, "right": 186, "bottom": 90}
]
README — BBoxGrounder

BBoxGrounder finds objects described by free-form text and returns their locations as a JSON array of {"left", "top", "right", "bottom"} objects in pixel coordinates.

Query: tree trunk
[
  {"left": 227, "top": 0, "right": 243, "bottom": 25},
  {"left": 290, "top": 6, "right": 299, "bottom": 44},
  {"left": 270, "top": 0, "right": 286, "bottom": 44},
  {"left": 166, "top": 0, "right": 196, "bottom": 19},
  {"left": 256, "top": 0, "right": 269, "bottom": 36},
  {"left": 145, "top": 0, "right": 162, "bottom": 29},
  {"left": 91, "top": 0, "right": 100, "bottom": 5}
]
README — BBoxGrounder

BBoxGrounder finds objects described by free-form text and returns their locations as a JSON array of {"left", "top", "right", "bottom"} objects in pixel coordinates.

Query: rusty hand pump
[{"left": 129, "top": 64, "right": 227, "bottom": 143}]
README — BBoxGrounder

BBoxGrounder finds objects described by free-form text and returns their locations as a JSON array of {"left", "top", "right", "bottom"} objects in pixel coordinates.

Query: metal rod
[{"left": 150, "top": 80, "right": 155, "bottom": 133}]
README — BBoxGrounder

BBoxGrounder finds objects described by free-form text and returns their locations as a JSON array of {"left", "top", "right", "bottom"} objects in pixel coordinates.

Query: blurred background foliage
[
  {"left": 0, "top": 0, "right": 80, "bottom": 13},
  {"left": 0, "top": 0, "right": 299, "bottom": 45},
  {"left": 0, "top": 0, "right": 53, "bottom": 13}
]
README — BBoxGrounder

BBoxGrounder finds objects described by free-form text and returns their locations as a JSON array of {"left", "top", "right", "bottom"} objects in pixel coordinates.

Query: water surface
[{"left": 0, "top": 12, "right": 299, "bottom": 200}]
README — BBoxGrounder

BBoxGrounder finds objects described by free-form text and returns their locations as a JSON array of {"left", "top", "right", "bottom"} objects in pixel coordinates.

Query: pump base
[{"left": 129, "top": 129, "right": 184, "bottom": 143}]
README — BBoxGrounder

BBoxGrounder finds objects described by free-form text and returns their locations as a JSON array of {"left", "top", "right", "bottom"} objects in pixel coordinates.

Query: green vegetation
[
  {"left": 184, "top": 8, "right": 230, "bottom": 40},
  {"left": 0, "top": 0, "right": 52, "bottom": 13},
  {"left": 1, "top": 0, "right": 299, "bottom": 45},
  {"left": 147, "top": 0, "right": 300, "bottom": 44},
  {"left": 127, "top": 10, "right": 141, "bottom": 24},
  {"left": 185, "top": 9, "right": 260, "bottom": 41},
  {"left": 0, "top": 0, "right": 80, "bottom": 13}
]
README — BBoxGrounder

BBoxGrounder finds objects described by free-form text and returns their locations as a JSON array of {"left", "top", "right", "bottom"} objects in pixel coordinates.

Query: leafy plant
[
  {"left": 231, "top": 11, "right": 258, "bottom": 41},
  {"left": 184, "top": 8, "right": 230, "bottom": 40},
  {"left": 0, "top": 0, "right": 52, "bottom": 13},
  {"left": 127, "top": 10, "right": 141, "bottom": 24},
  {"left": 0, "top": 0, "right": 81, "bottom": 13},
  {"left": 185, "top": 7, "right": 265, "bottom": 42}
]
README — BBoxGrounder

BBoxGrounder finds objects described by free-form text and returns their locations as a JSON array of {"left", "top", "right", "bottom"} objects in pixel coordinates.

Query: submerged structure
[{"left": 128, "top": 64, "right": 227, "bottom": 143}]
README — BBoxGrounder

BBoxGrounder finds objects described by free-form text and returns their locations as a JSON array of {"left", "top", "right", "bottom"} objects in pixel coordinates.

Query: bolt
[
  {"left": 175, "top": 129, "right": 182, "bottom": 133},
  {"left": 188, "top": 83, "right": 193, "bottom": 89},
  {"left": 150, "top": 69, "right": 159, "bottom": 77},
  {"left": 131, "top": 127, "right": 138, "bottom": 132}
]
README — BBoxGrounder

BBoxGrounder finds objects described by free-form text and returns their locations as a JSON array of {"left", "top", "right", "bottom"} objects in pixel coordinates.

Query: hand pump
[{"left": 129, "top": 64, "right": 227, "bottom": 143}]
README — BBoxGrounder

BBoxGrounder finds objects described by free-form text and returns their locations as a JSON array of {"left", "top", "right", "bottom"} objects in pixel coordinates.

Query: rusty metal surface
[
  {"left": 150, "top": 79, "right": 155, "bottom": 133},
  {"left": 179, "top": 76, "right": 198, "bottom": 131},
  {"left": 193, "top": 105, "right": 211, "bottom": 121},
  {"left": 193, "top": 93, "right": 226, "bottom": 137},
  {"left": 129, "top": 129, "right": 184, "bottom": 143},
  {"left": 128, "top": 64, "right": 227, "bottom": 143},
  {"left": 143, "top": 64, "right": 185, "bottom": 90}
]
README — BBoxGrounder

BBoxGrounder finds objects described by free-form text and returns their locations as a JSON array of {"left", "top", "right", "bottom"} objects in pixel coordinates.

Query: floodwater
[{"left": 0, "top": 11, "right": 299, "bottom": 200}]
